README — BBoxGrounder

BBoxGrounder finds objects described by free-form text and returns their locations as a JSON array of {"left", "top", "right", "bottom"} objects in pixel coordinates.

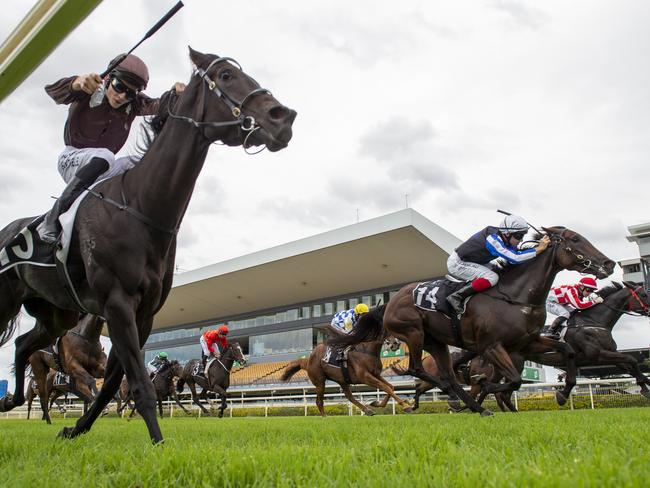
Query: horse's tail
[
  {"left": 0, "top": 314, "right": 20, "bottom": 348},
  {"left": 280, "top": 358, "right": 308, "bottom": 382},
  {"left": 328, "top": 304, "right": 386, "bottom": 348}
]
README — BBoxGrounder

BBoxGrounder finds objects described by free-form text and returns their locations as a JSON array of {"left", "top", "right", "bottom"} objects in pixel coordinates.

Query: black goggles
[
  {"left": 510, "top": 232, "right": 526, "bottom": 240},
  {"left": 110, "top": 76, "right": 138, "bottom": 100}
]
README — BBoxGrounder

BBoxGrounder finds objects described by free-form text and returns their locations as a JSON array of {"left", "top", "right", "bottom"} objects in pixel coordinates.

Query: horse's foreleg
[
  {"left": 360, "top": 373, "right": 413, "bottom": 413},
  {"left": 523, "top": 337, "right": 576, "bottom": 405},
  {"left": 103, "top": 308, "right": 161, "bottom": 443},
  {"left": 188, "top": 382, "right": 208, "bottom": 414},
  {"left": 58, "top": 350, "right": 124, "bottom": 439},
  {"left": 172, "top": 390, "right": 189, "bottom": 414},
  {"left": 480, "top": 344, "right": 524, "bottom": 399},
  {"left": 341, "top": 384, "right": 375, "bottom": 416},
  {"left": 597, "top": 350, "right": 650, "bottom": 398},
  {"left": 425, "top": 342, "right": 490, "bottom": 415}
]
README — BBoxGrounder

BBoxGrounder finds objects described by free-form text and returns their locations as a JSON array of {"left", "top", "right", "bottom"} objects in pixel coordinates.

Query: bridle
[
  {"left": 167, "top": 56, "right": 271, "bottom": 154},
  {"left": 549, "top": 229, "right": 609, "bottom": 277},
  {"left": 601, "top": 286, "right": 650, "bottom": 317}
]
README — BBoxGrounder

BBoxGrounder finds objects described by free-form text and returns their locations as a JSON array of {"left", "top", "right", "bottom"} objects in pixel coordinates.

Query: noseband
[
  {"left": 550, "top": 230, "right": 608, "bottom": 276},
  {"left": 167, "top": 56, "right": 271, "bottom": 153}
]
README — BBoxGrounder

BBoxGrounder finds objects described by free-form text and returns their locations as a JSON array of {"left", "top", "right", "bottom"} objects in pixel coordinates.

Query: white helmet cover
[{"left": 498, "top": 214, "right": 529, "bottom": 233}]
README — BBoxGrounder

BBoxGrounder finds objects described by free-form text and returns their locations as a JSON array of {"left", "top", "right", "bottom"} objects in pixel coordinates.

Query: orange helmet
[{"left": 218, "top": 325, "right": 229, "bottom": 335}]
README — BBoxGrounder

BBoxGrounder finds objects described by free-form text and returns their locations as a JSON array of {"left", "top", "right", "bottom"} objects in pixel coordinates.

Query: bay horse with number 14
[
  {"left": 0, "top": 47, "right": 296, "bottom": 443},
  {"left": 331, "top": 227, "right": 614, "bottom": 415}
]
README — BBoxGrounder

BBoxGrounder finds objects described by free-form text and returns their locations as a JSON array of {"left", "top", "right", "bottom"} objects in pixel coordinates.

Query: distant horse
[
  {"left": 27, "top": 314, "right": 106, "bottom": 424},
  {"left": 176, "top": 342, "right": 246, "bottom": 417},
  {"left": 330, "top": 227, "right": 614, "bottom": 415},
  {"left": 119, "top": 360, "right": 187, "bottom": 418},
  {"left": 26, "top": 374, "right": 67, "bottom": 420},
  {"left": 281, "top": 306, "right": 412, "bottom": 416},
  {"left": 0, "top": 47, "right": 295, "bottom": 443}
]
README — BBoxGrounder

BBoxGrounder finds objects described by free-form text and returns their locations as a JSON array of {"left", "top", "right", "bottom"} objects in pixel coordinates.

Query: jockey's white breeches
[
  {"left": 200, "top": 335, "right": 211, "bottom": 356},
  {"left": 545, "top": 294, "right": 572, "bottom": 318},
  {"left": 447, "top": 252, "right": 499, "bottom": 286},
  {"left": 57, "top": 146, "right": 137, "bottom": 184}
]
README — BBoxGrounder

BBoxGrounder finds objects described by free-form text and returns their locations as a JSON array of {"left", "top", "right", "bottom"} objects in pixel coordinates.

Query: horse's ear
[
  {"left": 188, "top": 46, "right": 212, "bottom": 70},
  {"left": 612, "top": 281, "right": 623, "bottom": 289}
]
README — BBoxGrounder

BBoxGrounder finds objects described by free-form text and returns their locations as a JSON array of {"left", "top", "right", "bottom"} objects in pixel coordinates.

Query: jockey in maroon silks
[{"left": 38, "top": 54, "right": 185, "bottom": 243}]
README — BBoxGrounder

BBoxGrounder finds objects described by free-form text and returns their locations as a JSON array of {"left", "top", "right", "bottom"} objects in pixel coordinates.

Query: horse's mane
[
  {"left": 134, "top": 90, "right": 180, "bottom": 158},
  {"left": 596, "top": 283, "right": 622, "bottom": 298}
]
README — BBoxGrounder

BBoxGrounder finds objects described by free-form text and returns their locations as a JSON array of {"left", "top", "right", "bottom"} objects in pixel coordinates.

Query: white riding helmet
[{"left": 498, "top": 215, "right": 529, "bottom": 234}]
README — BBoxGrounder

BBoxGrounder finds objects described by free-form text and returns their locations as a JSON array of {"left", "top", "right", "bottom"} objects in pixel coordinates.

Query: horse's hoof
[
  {"left": 480, "top": 409, "right": 494, "bottom": 417},
  {"left": 364, "top": 410, "right": 375, "bottom": 416},
  {"left": 448, "top": 400, "right": 462, "bottom": 412},
  {"left": 368, "top": 400, "right": 381, "bottom": 408},
  {"left": 218, "top": 411, "right": 224, "bottom": 418},
  {"left": 555, "top": 390, "right": 567, "bottom": 406},
  {"left": 641, "top": 389, "right": 650, "bottom": 400},
  {"left": 403, "top": 406, "right": 414, "bottom": 414},
  {"left": 57, "top": 427, "right": 75, "bottom": 439},
  {"left": 0, "top": 394, "right": 13, "bottom": 412}
]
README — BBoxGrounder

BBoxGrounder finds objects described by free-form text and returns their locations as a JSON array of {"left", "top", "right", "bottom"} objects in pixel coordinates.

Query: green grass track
[{"left": 1, "top": 408, "right": 649, "bottom": 487}]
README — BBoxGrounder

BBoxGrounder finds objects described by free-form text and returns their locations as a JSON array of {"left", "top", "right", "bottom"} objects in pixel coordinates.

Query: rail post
[{"left": 589, "top": 384, "right": 594, "bottom": 410}]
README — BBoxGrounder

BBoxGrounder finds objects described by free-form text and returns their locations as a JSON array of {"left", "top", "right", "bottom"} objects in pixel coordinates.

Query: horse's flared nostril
[{"left": 269, "top": 105, "right": 296, "bottom": 124}]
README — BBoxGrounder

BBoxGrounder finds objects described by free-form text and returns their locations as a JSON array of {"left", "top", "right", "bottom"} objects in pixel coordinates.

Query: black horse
[
  {"left": 119, "top": 360, "right": 188, "bottom": 418},
  {"left": 176, "top": 342, "right": 245, "bottom": 417},
  {"left": 417, "top": 282, "right": 650, "bottom": 412},
  {"left": 330, "top": 227, "right": 614, "bottom": 415},
  {"left": 0, "top": 47, "right": 296, "bottom": 443}
]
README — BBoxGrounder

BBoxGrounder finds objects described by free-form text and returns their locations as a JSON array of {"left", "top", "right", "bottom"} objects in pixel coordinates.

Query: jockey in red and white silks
[{"left": 546, "top": 277, "right": 603, "bottom": 319}]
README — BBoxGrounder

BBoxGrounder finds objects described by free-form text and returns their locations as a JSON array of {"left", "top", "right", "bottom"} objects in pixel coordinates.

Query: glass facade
[
  {"left": 145, "top": 289, "right": 395, "bottom": 361},
  {"left": 250, "top": 328, "right": 312, "bottom": 357}
]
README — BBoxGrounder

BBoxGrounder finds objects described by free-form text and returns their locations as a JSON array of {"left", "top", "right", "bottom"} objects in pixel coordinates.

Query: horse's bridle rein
[
  {"left": 167, "top": 56, "right": 271, "bottom": 153},
  {"left": 549, "top": 229, "right": 609, "bottom": 277},
  {"left": 601, "top": 286, "right": 650, "bottom": 317}
]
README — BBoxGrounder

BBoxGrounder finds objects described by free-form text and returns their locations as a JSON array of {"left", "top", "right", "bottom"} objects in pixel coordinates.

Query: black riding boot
[
  {"left": 447, "top": 284, "right": 479, "bottom": 316},
  {"left": 549, "top": 316, "right": 568, "bottom": 339},
  {"left": 37, "top": 157, "right": 109, "bottom": 244}
]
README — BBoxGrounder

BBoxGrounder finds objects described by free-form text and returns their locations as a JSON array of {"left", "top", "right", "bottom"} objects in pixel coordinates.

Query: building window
[
  {"left": 625, "top": 264, "right": 641, "bottom": 273},
  {"left": 249, "top": 329, "right": 313, "bottom": 357},
  {"left": 336, "top": 300, "right": 347, "bottom": 312},
  {"left": 313, "top": 304, "right": 322, "bottom": 318},
  {"left": 324, "top": 302, "right": 334, "bottom": 315}
]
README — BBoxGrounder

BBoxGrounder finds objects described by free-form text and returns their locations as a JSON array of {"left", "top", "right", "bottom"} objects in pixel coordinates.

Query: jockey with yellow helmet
[{"left": 330, "top": 303, "right": 370, "bottom": 334}]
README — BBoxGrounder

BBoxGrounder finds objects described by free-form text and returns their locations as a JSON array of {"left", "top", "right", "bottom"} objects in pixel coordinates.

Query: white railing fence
[{"left": 2, "top": 377, "right": 648, "bottom": 420}]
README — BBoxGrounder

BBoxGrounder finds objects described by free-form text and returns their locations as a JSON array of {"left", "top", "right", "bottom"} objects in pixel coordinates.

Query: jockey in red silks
[
  {"left": 200, "top": 325, "right": 229, "bottom": 369},
  {"left": 545, "top": 276, "right": 603, "bottom": 338}
]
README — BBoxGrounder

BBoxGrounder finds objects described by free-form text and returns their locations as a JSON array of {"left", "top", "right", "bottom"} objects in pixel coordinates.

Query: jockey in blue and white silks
[
  {"left": 330, "top": 303, "right": 370, "bottom": 334},
  {"left": 446, "top": 214, "right": 551, "bottom": 315}
]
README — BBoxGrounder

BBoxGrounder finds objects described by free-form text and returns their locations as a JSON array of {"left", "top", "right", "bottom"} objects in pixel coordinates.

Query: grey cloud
[
  {"left": 359, "top": 117, "right": 460, "bottom": 191},
  {"left": 489, "top": 0, "right": 550, "bottom": 30}
]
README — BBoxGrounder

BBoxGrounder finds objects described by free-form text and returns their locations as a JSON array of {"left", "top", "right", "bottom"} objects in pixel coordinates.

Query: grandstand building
[{"left": 145, "top": 209, "right": 546, "bottom": 385}]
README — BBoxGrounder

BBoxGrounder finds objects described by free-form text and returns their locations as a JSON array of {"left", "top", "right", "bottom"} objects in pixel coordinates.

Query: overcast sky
[{"left": 1, "top": 1, "right": 649, "bottom": 388}]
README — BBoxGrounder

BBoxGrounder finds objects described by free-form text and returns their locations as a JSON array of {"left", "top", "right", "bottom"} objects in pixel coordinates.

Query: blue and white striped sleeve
[{"left": 485, "top": 233, "right": 536, "bottom": 264}]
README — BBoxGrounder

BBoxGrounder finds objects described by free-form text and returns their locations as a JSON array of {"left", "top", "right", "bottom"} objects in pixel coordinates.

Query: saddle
[
  {"left": 322, "top": 346, "right": 353, "bottom": 384},
  {"left": 413, "top": 277, "right": 467, "bottom": 347},
  {"left": 0, "top": 182, "right": 105, "bottom": 313},
  {"left": 412, "top": 277, "right": 466, "bottom": 316}
]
